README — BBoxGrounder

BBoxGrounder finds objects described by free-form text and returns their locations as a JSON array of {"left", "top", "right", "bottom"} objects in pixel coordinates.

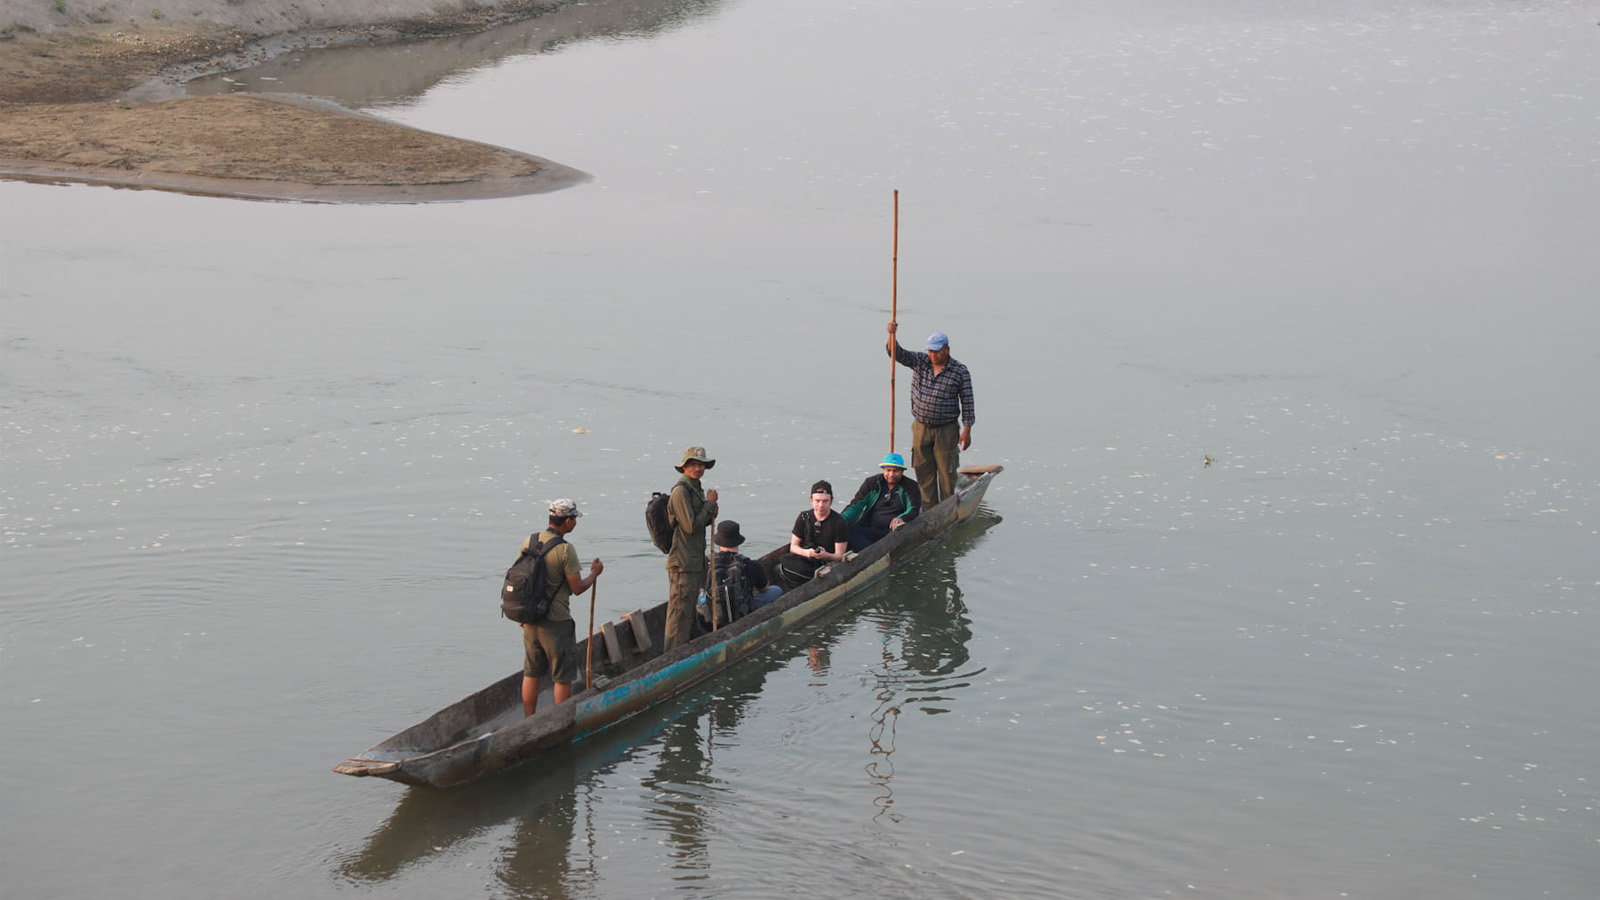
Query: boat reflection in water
[
  {"left": 335, "top": 510, "right": 998, "bottom": 896},
  {"left": 860, "top": 524, "right": 986, "bottom": 824}
]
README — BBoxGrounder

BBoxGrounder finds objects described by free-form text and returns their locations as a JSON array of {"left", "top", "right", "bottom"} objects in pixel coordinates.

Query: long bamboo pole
[{"left": 890, "top": 189, "right": 899, "bottom": 453}]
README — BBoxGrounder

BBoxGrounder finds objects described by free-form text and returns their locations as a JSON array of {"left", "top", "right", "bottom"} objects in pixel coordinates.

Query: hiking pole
[
  {"left": 585, "top": 578, "right": 597, "bottom": 690},
  {"left": 708, "top": 512, "right": 721, "bottom": 632},
  {"left": 890, "top": 189, "right": 899, "bottom": 453}
]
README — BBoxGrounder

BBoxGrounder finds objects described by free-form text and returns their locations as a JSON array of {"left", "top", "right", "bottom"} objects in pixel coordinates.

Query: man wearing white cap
[
  {"left": 520, "top": 498, "right": 603, "bottom": 716},
  {"left": 887, "top": 321, "right": 976, "bottom": 505}
]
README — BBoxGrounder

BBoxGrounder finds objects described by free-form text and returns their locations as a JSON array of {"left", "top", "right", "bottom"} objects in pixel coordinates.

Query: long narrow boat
[{"left": 334, "top": 464, "right": 1002, "bottom": 787}]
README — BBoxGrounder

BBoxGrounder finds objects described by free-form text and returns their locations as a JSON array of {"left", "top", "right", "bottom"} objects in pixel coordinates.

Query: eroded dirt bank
[{"left": 0, "top": 4, "right": 584, "bottom": 202}]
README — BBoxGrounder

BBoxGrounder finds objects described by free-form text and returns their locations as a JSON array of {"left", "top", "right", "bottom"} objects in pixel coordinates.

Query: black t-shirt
[
  {"left": 870, "top": 488, "right": 907, "bottom": 529},
  {"left": 792, "top": 510, "right": 849, "bottom": 553}
]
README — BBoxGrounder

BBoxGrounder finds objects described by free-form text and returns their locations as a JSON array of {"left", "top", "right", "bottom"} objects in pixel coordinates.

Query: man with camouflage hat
[
  {"left": 521, "top": 499, "right": 603, "bottom": 717},
  {"left": 665, "top": 446, "right": 719, "bottom": 651}
]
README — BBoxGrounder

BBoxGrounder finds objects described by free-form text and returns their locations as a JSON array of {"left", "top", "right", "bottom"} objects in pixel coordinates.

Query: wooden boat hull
[{"left": 334, "top": 465, "right": 1002, "bottom": 787}]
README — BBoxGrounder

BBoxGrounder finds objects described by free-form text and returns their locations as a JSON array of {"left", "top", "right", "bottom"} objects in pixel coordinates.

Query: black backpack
[
  {"left": 716, "top": 553, "right": 754, "bottom": 621},
  {"left": 501, "top": 533, "right": 565, "bottom": 624},
  {"left": 645, "top": 489, "right": 674, "bottom": 554}
]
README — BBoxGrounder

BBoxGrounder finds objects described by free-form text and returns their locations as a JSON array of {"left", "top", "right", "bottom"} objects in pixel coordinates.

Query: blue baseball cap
[
  {"left": 880, "top": 453, "right": 907, "bottom": 470},
  {"left": 925, "top": 332, "right": 949, "bottom": 350}
]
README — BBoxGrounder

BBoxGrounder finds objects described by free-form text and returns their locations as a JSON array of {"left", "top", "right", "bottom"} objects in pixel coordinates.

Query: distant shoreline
[{"left": 0, "top": 3, "right": 585, "bottom": 202}]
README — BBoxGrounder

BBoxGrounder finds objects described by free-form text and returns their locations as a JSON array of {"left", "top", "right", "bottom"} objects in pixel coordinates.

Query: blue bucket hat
[
  {"left": 925, "top": 332, "right": 950, "bottom": 351},
  {"left": 880, "top": 453, "right": 907, "bottom": 470}
]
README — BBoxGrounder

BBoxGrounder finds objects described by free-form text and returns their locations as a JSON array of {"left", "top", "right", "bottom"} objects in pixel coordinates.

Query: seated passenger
[
  {"left": 775, "top": 480, "right": 850, "bottom": 588},
  {"left": 702, "top": 520, "right": 782, "bottom": 625},
  {"left": 840, "top": 453, "right": 920, "bottom": 550}
]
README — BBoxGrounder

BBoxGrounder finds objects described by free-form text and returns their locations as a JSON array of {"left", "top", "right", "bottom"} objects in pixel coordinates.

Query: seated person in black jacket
[
  {"left": 776, "top": 480, "right": 850, "bottom": 588},
  {"left": 701, "top": 520, "right": 782, "bottom": 625},
  {"left": 840, "top": 453, "right": 920, "bottom": 551}
]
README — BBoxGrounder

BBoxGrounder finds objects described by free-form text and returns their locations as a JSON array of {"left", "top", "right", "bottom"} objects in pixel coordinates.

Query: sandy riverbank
[{"left": 0, "top": 4, "right": 585, "bottom": 202}]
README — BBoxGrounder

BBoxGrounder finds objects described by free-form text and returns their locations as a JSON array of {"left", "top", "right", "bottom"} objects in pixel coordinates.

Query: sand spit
[{"left": 0, "top": 4, "right": 585, "bottom": 202}]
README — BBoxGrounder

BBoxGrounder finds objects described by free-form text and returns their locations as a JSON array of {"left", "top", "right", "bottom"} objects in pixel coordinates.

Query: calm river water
[{"left": 3, "top": 0, "right": 1597, "bottom": 897}]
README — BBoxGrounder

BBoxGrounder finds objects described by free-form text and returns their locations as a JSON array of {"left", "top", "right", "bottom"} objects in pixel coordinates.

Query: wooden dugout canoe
[{"left": 334, "top": 464, "right": 1002, "bottom": 787}]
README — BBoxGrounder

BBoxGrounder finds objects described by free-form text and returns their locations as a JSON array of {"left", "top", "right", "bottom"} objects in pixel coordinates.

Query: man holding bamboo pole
[{"left": 887, "top": 322, "right": 976, "bottom": 506}]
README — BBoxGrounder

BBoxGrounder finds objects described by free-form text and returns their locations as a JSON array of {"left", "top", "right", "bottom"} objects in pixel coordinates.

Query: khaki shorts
[{"left": 523, "top": 618, "right": 578, "bottom": 683}]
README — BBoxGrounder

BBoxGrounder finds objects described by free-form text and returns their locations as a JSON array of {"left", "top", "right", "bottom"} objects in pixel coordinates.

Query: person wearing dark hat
[
  {"left": 664, "top": 446, "right": 719, "bottom": 651},
  {"left": 840, "top": 453, "right": 921, "bottom": 551},
  {"left": 887, "top": 320, "right": 976, "bottom": 506},
  {"left": 776, "top": 480, "right": 851, "bottom": 588},
  {"left": 521, "top": 499, "right": 604, "bottom": 717},
  {"left": 706, "top": 520, "right": 782, "bottom": 624}
]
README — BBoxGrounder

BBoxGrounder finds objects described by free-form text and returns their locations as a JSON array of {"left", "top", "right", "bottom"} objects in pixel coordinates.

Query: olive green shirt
[
  {"left": 520, "top": 530, "right": 580, "bottom": 621},
  {"left": 665, "top": 476, "right": 717, "bottom": 573}
]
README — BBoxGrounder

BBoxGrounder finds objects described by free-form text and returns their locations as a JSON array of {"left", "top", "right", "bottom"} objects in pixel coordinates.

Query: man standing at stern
[
  {"left": 522, "top": 499, "right": 603, "bottom": 717},
  {"left": 665, "top": 446, "right": 719, "bottom": 651},
  {"left": 888, "top": 321, "right": 976, "bottom": 506}
]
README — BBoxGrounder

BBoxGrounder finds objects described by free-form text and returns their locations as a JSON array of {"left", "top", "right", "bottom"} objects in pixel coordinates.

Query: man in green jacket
[
  {"left": 665, "top": 446, "right": 719, "bottom": 651},
  {"left": 840, "top": 453, "right": 921, "bottom": 551}
]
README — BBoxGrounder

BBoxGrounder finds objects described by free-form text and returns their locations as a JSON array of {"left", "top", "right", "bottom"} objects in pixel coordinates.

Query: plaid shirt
[{"left": 892, "top": 343, "right": 976, "bottom": 427}]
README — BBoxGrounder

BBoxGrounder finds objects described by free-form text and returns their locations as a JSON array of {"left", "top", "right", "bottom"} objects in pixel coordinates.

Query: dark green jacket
[
  {"left": 666, "top": 476, "right": 717, "bottom": 572},
  {"left": 841, "top": 473, "right": 920, "bottom": 527}
]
